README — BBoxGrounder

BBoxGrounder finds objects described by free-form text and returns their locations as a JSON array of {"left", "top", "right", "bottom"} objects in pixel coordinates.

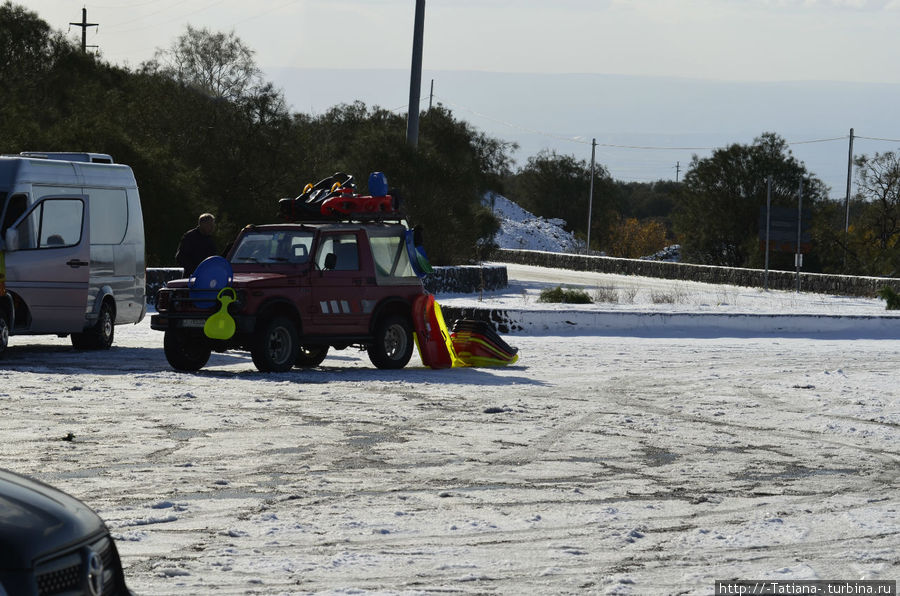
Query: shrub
[
  {"left": 538, "top": 286, "right": 593, "bottom": 304},
  {"left": 877, "top": 286, "right": 900, "bottom": 310},
  {"left": 594, "top": 286, "right": 619, "bottom": 303}
]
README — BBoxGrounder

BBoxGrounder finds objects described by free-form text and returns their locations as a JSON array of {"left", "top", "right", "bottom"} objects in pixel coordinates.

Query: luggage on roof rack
[{"left": 279, "top": 171, "right": 402, "bottom": 222}]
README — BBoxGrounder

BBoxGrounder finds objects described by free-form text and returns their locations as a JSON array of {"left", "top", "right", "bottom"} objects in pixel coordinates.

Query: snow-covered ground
[
  {"left": 446, "top": 263, "right": 894, "bottom": 317},
  {"left": 1, "top": 262, "right": 898, "bottom": 595},
  {"left": 1, "top": 198, "right": 896, "bottom": 593}
]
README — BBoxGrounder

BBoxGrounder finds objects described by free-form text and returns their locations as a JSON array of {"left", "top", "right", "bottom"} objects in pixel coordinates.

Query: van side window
[
  {"left": 15, "top": 199, "right": 84, "bottom": 249},
  {"left": 1, "top": 194, "right": 27, "bottom": 238},
  {"left": 88, "top": 188, "right": 128, "bottom": 244}
]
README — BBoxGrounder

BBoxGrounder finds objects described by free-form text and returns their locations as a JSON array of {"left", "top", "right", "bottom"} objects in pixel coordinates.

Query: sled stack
[
  {"left": 279, "top": 172, "right": 400, "bottom": 221},
  {"left": 450, "top": 319, "right": 519, "bottom": 367}
]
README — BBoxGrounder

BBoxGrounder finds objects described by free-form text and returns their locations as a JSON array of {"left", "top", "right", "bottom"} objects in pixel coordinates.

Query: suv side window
[
  {"left": 369, "top": 231, "right": 416, "bottom": 279},
  {"left": 316, "top": 233, "right": 359, "bottom": 271}
]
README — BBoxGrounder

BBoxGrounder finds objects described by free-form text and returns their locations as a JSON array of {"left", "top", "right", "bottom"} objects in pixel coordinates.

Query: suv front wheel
[
  {"left": 368, "top": 314, "right": 413, "bottom": 370},
  {"left": 251, "top": 316, "right": 299, "bottom": 372},
  {"left": 164, "top": 329, "right": 211, "bottom": 371}
]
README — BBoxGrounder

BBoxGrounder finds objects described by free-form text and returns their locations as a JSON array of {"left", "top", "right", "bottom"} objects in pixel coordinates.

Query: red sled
[
  {"left": 412, "top": 294, "right": 458, "bottom": 369},
  {"left": 320, "top": 189, "right": 397, "bottom": 217}
]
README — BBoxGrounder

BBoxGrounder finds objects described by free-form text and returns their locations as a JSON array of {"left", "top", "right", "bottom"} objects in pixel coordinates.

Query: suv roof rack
[
  {"left": 276, "top": 216, "right": 409, "bottom": 226},
  {"left": 16, "top": 152, "right": 114, "bottom": 164},
  {"left": 278, "top": 171, "right": 405, "bottom": 223}
]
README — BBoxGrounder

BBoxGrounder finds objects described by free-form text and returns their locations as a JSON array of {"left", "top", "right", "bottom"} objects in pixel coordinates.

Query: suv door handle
[{"left": 66, "top": 259, "right": 89, "bottom": 268}]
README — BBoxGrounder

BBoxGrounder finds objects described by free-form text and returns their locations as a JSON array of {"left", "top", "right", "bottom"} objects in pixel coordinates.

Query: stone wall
[
  {"left": 423, "top": 265, "right": 508, "bottom": 294},
  {"left": 146, "top": 250, "right": 900, "bottom": 302},
  {"left": 146, "top": 268, "right": 184, "bottom": 305},
  {"left": 495, "top": 249, "right": 900, "bottom": 298}
]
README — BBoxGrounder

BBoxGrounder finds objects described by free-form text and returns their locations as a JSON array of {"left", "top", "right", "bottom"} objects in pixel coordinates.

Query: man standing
[{"left": 176, "top": 213, "right": 217, "bottom": 275}]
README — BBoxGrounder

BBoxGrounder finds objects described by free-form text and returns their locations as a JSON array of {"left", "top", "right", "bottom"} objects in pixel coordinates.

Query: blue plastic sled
[{"left": 189, "top": 256, "right": 233, "bottom": 308}]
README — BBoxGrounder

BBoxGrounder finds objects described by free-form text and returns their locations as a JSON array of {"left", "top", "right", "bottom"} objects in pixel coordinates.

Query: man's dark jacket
[{"left": 176, "top": 227, "right": 217, "bottom": 275}]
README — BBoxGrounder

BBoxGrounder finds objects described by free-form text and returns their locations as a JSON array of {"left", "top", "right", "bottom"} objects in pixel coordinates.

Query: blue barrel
[{"left": 368, "top": 172, "right": 388, "bottom": 197}]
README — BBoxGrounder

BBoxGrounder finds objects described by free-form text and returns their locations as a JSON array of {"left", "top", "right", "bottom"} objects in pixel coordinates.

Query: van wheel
[
  {"left": 295, "top": 345, "right": 328, "bottom": 368},
  {"left": 71, "top": 302, "right": 115, "bottom": 350},
  {"left": 368, "top": 314, "right": 413, "bottom": 369},
  {"left": 164, "top": 330, "right": 211, "bottom": 372},
  {"left": 0, "top": 310, "right": 9, "bottom": 356},
  {"left": 251, "top": 317, "right": 299, "bottom": 372}
]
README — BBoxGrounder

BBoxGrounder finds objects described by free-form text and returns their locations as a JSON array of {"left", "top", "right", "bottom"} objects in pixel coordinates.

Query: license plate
[{"left": 180, "top": 319, "right": 206, "bottom": 328}]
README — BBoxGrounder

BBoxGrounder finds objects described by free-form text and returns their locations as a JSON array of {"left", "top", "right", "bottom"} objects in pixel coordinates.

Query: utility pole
[
  {"left": 796, "top": 178, "right": 803, "bottom": 293},
  {"left": 675, "top": 161, "right": 680, "bottom": 183},
  {"left": 429, "top": 79, "right": 434, "bottom": 111},
  {"left": 764, "top": 175, "right": 772, "bottom": 291},
  {"left": 844, "top": 128, "right": 854, "bottom": 234},
  {"left": 406, "top": 0, "right": 426, "bottom": 148},
  {"left": 586, "top": 138, "right": 597, "bottom": 253},
  {"left": 70, "top": 8, "right": 98, "bottom": 53}
]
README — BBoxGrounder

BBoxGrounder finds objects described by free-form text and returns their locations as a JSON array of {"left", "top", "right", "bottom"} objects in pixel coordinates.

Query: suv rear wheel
[
  {"left": 368, "top": 314, "right": 413, "bottom": 369},
  {"left": 251, "top": 316, "right": 299, "bottom": 372},
  {"left": 164, "top": 330, "right": 211, "bottom": 371}
]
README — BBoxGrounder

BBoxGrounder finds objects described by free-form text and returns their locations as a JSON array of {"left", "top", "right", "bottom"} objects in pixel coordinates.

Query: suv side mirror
[
  {"left": 4, "top": 229, "right": 18, "bottom": 251},
  {"left": 323, "top": 253, "right": 337, "bottom": 271}
]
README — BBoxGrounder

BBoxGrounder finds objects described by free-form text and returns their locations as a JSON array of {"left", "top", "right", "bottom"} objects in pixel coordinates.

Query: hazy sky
[
  {"left": 20, "top": 1, "right": 900, "bottom": 188},
  {"left": 22, "top": 0, "right": 900, "bottom": 83}
]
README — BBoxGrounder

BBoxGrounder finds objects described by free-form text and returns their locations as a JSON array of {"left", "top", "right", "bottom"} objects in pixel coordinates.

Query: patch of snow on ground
[
  {"left": 1, "top": 309, "right": 897, "bottom": 595},
  {"left": 485, "top": 192, "right": 585, "bottom": 253}
]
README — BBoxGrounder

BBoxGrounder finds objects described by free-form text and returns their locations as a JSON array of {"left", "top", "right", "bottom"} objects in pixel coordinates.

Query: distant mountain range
[{"left": 264, "top": 67, "right": 900, "bottom": 197}]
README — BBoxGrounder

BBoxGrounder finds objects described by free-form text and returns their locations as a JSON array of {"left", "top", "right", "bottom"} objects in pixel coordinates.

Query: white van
[{"left": 0, "top": 152, "right": 146, "bottom": 354}]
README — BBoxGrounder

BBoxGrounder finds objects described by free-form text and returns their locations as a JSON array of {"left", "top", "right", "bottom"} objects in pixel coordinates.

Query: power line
[
  {"left": 113, "top": 0, "right": 230, "bottom": 34},
  {"left": 432, "top": 94, "right": 866, "bottom": 152},
  {"left": 855, "top": 135, "right": 900, "bottom": 143}
]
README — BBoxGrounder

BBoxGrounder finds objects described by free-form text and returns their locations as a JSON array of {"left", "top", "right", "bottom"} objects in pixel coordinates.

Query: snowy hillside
[{"left": 484, "top": 192, "right": 585, "bottom": 253}]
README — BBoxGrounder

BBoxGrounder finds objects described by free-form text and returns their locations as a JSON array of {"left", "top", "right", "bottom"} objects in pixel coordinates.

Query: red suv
[{"left": 151, "top": 221, "right": 426, "bottom": 372}]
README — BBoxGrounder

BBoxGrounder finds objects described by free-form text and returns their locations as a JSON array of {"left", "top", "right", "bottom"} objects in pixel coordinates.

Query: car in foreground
[{"left": 0, "top": 468, "right": 131, "bottom": 596}]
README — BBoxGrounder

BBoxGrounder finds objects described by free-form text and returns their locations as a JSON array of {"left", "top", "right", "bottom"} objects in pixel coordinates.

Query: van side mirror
[{"left": 4, "top": 229, "right": 18, "bottom": 251}]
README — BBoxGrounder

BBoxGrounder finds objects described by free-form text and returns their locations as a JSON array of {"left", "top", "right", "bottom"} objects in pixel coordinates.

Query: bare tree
[
  {"left": 854, "top": 150, "right": 900, "bottom": 251},
  {"left": 149, "top": 26, "right": 262, "bottom": 102}
]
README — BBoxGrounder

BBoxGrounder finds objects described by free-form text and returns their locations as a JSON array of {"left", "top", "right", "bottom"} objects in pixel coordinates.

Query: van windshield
[{"left": 230, "top": 230, "right": 314, "bottom": 265}]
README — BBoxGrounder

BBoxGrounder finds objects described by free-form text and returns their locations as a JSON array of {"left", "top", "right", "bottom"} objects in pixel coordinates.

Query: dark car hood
[{"left": 0, "top": 469, "right": 105, "bottom": 569}]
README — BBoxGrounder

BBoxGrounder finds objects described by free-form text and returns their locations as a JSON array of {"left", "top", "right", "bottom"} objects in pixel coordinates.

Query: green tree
[
  {"left": 294, "top": 103, "right": 511, "bottom": 264},
  {"left": 0, "top": 1, "right": 62, "bottom": 84},
  {"left": 845, "top": 150, "right": 900, "bottom": 275},
  {"left": 674, "top": 132, "right": 827, "bottom": 268},
  {"left": 0, "top": 4, "right": 510, "bottom": 266}
]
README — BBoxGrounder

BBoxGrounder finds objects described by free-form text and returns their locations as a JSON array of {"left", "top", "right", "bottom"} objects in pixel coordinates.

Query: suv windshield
[{"left": 231, "top": 230, "right": 314, "bottom": 264}]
